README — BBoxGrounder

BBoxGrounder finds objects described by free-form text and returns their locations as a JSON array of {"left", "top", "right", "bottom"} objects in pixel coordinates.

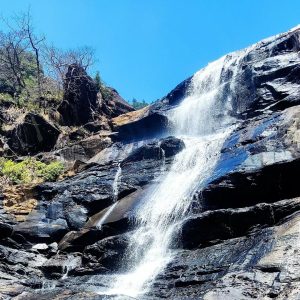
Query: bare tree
[
  {"left": 21, "top": 10, "right": 45, "bottom": 100},
  {"left": 42, "top": 45, "right": 96, "bottom": 92},
  {"left": 43, "top": 45, "right": 95, "bottom": 77}
]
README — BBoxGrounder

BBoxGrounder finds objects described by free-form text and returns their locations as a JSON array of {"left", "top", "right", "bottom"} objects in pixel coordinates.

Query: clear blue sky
[{"left": 1, "top": 0, "right": 300, "bottom": 102}]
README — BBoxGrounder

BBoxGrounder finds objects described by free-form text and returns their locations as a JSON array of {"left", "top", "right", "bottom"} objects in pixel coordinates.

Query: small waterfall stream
[
  {"left": 96, "top": 164, "right": 122, "bottom": 229},
  {"left": 112, "top": 163, "right": 122, "bottom": 202},
  {"left": 100, "top": 50, "right": 252, "bottom": 298}
]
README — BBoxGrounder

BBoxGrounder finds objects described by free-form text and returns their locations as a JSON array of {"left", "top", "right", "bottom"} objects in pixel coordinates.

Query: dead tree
[
  {"left": 21, "top": 11, "right": 45, "bottom": 101},
  {"left": 42, "top": 45, "right": 96, "bottom": 94}
]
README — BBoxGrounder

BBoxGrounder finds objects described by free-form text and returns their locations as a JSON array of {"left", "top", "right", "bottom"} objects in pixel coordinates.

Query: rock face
[
  {"left": 99, "top": 87, "right": 135, "bottom": 118},
  {"left": 1, "top": 27, "right": 300, "bottom": 300},
  {"left": 7, "top": 112, "right": 60, "bottom": 155},
  {"left": 57, "top": 64, "right": 99, "bottom": 126},
  {"left": 57, "top": 64, "right": 134, "bottom": 126}
]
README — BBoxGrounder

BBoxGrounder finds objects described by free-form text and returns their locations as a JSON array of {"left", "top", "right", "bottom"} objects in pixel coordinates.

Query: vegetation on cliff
[
  {"left": 0, "top": 158, "right": 64, "bottom": 184},
  {"left": 0, "top": 10, "right": 100, "bottom": 112}
]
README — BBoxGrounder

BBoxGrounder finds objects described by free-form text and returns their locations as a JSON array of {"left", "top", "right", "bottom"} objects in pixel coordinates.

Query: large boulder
[
  {"left": 123, "top": 136, "right": 185, "bottom": 163},
  {"left": 6, "top": 113, "right": 60, "bottom": 155},
  {"left": 57, "top": 64, "right": 98, "bottom": 126},
  {"left": 57, "top": 64, "right": 134, "bottom": 126}
]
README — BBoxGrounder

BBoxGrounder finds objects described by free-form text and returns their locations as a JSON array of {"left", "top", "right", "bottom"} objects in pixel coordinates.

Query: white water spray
[{"left": 102, "top": 51, "right": 251, "bottom": 298}]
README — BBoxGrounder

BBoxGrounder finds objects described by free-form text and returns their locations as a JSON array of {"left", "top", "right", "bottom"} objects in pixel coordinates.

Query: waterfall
[
  {"left": 112, "top": 163, "right": 122, "bottom": 202},
  {"left": 101, "top": 51, "right": 250, "bottom": 298},
  {"left": 158, "top": 141, "right": 166, "bottom": 173}
]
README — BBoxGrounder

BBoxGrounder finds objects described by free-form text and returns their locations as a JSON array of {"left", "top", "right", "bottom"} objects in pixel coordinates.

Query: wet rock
[
  {"left": 59, "top": 188, "right": 146, "bottom": 252},
  {"left": 181, "top": 198, "right": 300, "bottom": 249},
  {"left": 149, "top": 213, "right": 300, "bottom": 299},
  {"left": 123, "top": 136, "right": 184, "bottom": 164},
  {"left": 115, "top": 112, "right": 169, "bottom": 141},
  {"left": 33, "top": 136, "right": 182, "bottom": 241},
  {"left": 42, "top": 254, "right": 82, "bottom": 279},
  {"left": 6, "top": 113, "right": 60, "bottom": 155},
  {"left": 202, "top": 158, "right": 300, "bottom": 210},
  {"left": 0, "top": 222, "right": 13, "bottom": 239},
  {"left": 32, "top": 243, "right": 48, "bottom": 251},
  {"left": 160, "top": 136, "right": 185, "bottom": 157},
  {"left": 83, "top": 234, "right": 129, "bottom": 272},
  {"left": 163, "top": 77, "right": 192, "bottom": 106},
  {"left": 13, "top": 213, "right": 69, "bottom": 243}
]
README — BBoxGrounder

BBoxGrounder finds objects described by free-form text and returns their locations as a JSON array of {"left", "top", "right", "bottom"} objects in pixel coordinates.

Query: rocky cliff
[{"left": 1, "top": 27, "right": 300, "bottom": 300}]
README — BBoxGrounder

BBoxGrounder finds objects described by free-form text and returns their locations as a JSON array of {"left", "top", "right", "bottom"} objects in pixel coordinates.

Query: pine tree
[{"left": 94, "top": 71, "right": 101, "bottom": 91}]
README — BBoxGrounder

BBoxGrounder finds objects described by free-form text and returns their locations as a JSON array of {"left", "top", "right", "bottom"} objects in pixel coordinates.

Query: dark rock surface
[
  {"left": 181, "top": 198, "right": 300, "bottom": 249},
  {"left": 99, "top": 87, "right": 135, "bottom": 118},
  {"left": 115, "top": 111, "right": 169, "bottom": 141},
  {"left": 6, "top": 112, "right": 60, "bottom": 155},
  {"left": 83, "top": 234, "right": 129, "bottom": 273},
  {"left": 149, "top": 213, "right": 300, "bottom": 299},
  {"left": 57, "top": 64, "right": 134, "bottom": 127},
  {"left": 57, "top": 64, "right": 98, "bottom": 126}
]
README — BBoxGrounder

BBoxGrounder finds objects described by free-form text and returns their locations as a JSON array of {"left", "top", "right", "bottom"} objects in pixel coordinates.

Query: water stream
[
  {"left": 112, "top": 163, "right": 122, "bottom": 202},
  {"left": 100, "top": 50, "right": 252, "bottom": 298}
]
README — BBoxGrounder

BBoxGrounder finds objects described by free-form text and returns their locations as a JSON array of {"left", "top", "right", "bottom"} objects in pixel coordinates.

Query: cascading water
[
  {"left": 96, "top": 164, "right": 122, "bottom": 228},
  {"left": 101, "top": 51, "right": 250, "bottom": 298},
  {"left": 112, "top": 163, "right": 122, "bottom": 202}
]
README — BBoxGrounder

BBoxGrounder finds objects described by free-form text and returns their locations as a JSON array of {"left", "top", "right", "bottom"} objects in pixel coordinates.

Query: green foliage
[
  {"left": 0, "top": 51, "right": 39, "bottom": 96},
  {"left": 100, "top": 85, "right": 113, "bottom": 101},
  {"left": 131, "top": 98, "right": 148, "bottom": 109},
  {"left": 94, "top": 71, "right": 101, "bottom": 92},
  {"left": 0, "top": 159, "right": 31, "bottom": 184},
  {"left": 0, "top": 158, "right": 64, "bottom": 184},
  {"left": 0, "top": 93, "right": 14, "bottom": 103},
  {"left": 37, "top": 161, "right": 64, "bottom": 181}
]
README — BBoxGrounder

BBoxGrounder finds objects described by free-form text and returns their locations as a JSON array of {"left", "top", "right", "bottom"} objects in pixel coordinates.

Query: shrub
[
  {"left": 0, "top": 158, "right": 64, "bottom": 184},
  {"left": 37, "top": 161, "right": 65, "bottom": 181},
  {"left": 0, "top": 159, "right": 31, "bottom": 184}
]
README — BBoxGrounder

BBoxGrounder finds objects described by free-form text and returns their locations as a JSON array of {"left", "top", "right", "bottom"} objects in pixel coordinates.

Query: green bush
[
  {"left": 37, "top": 161, "right": 65, "bottom": 181},
  {"left": 0, "top": 159, "right": 31, "bottom": 184},
  {"left": 0, "top": 158, "right": 64, "bottom": 184}
]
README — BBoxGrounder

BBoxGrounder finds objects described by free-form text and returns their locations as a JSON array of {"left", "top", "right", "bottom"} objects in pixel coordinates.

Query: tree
[
  {"left": 0, "top": 20, "right": 28, "bottom": 99},
  {"left": 0, "top": 10, "right": 97, "bottom": 108},
  {"left": 94, "top": 71, "right": 101, "bottom": 91},
  {"left": 0, "top": 11, "right": 45, "bottom": 105},
  {"left": 131, "top": 98, "right": 148, "bottom": 109},
  {"left": 21, "top": 10, "right": 45, "bottom": 100},
  {"left": 42, "top": 45, "right": 96, "bottom": 93}
]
